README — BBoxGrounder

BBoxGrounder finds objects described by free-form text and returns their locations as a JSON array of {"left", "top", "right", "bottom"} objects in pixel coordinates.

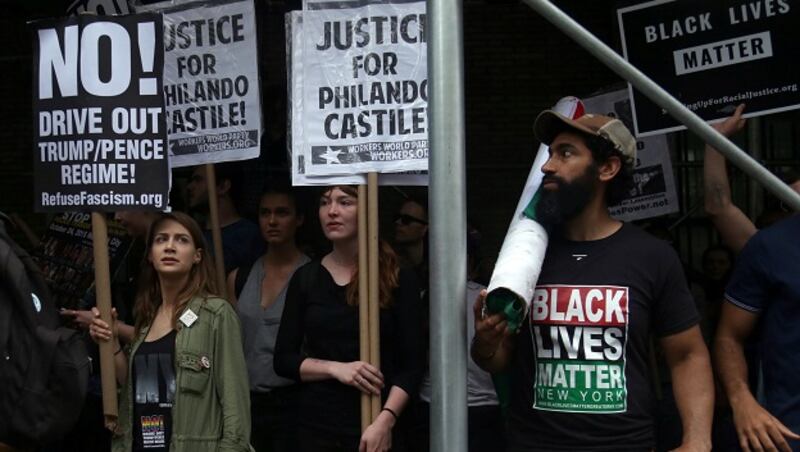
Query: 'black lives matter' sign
[
  {"left": 32, "top": 14, "right": 170, "bottom": 212},
  {"left": 618, "top": 0, "right": 800, "bottom": 136}
]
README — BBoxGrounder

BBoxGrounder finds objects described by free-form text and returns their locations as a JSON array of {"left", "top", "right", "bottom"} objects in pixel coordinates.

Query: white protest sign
[
  {"left": 288, "top": 10, "right": 427, "bottom": 186},
  {"left": 300, "top": 0, "right": 428, "bottom": 176},
  {"left": 583, "top": 89, "right": 680, "bottom": 221},
  {"left": 139, "top": 0, "right": 262, "bottom": 168}
]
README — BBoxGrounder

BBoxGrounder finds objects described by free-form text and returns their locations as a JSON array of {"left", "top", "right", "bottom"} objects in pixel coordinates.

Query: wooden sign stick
[
  {"left": 367, "top": 172, "right": 381, "bottom": 420},
  {"left": 205, "top": 164, "right": 227, "bottom": 298},
  {"left": 358, "top": 184, "right": 371, "bottom": 431},
  {"left": 91, "top": 212, "right": 117, "bottom": 430}
]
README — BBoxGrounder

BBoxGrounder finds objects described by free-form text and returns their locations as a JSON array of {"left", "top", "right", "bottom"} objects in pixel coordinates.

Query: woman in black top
[{"left": 274, "top": 186, "right": 424, "bottom": 452}]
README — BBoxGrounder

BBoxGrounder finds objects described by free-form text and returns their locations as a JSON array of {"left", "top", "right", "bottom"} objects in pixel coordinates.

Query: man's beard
[{"left": 535, "top": 165, "right": 597, "bottom": 228}]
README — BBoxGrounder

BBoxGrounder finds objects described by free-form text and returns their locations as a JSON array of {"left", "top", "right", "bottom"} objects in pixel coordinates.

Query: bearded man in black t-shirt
[{"left": 471, "top": 111, "right": 714, "bottom": 451}]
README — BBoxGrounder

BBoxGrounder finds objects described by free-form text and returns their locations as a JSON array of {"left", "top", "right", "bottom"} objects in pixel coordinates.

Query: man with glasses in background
[{"left": 393, "top": 194, "right": 429, "bottom": 284}]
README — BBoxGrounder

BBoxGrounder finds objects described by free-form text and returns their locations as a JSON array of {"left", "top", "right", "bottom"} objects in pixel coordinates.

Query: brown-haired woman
[
  {"left": 89, "top": 212, "right": 252, "bottom": 452},
  {"left": 274, "top": 186, "right": 424, "bottom": 452},
  {"left": 227, "top": 184, "right": 310, "bottom": 452}
]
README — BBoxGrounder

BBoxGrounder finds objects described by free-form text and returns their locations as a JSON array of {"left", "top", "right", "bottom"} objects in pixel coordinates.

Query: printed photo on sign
[
  {"left": 618, "top": 0, "right": 800, "bottom": 136},
  {"left": 135, "top": 0, "right": 262, "bottom": 167},
  {"left": 32, "top": 13, "right": 170, "bottom": 212},
  {"left": 33, "top": 212, "right": 131, "bottom": 309},
  {"left": 582, "top": 89, "right": 679, "bottom": 221},
  {"left": 300, "top": 0, "right": 429, "bottom": 176},
  {"left": 530, "top": 285, "right": 629, "bottom": 413}
]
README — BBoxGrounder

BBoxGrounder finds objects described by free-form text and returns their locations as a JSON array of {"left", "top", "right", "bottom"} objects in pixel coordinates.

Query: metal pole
[
  {"left": 427, "top": 0, "right": 467, "bottom": 448},
  {"left": 747, "top": 118, "right": 762, "bottom": 219},
  {"left": 522, "top": 0, "right": 800, "bottom": 212}
]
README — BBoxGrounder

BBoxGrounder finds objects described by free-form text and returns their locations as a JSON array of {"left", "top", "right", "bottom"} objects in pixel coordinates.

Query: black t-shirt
[
  {"left": 507, "top": 224, "right": 699, "bottom": 451},
  {"left": 132, "top": 330, "right": 177, "bottom": 452},
  {"left": 274, "top": 261, "right": 424, "bottom": 437}
]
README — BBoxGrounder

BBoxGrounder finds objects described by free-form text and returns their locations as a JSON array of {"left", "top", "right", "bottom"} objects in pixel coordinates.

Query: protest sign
[
  {"left": 294, "top": 153, "right": 428, "bottom": 185},
  {"left": 140, "top": 0, "right": 262, "bottom": 167},
  {"left": 32, "top": 14, "right": 170, "bottom": 212},
  {"left": 33, "top": 212, "right": 131, "bottom": 309},
  {"left": 67, "top": 0, "right": 131, "bottom": 15},
  {"left": 288, "top": 10, "right": 428, "bottom": 186},
  {"left": 298, "top": 0, "right": 428, "bottom": 176},
  {"left": 583, "top": 89, "right": 679, "bottom": 221},
  {"left": 618, "top": 0, "right": 800, "bottom": 136}
]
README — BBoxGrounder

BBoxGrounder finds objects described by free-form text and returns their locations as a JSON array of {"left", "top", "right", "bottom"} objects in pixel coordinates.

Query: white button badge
[{"left": 179, "top": 309, "right": 198, "bottom": 328}]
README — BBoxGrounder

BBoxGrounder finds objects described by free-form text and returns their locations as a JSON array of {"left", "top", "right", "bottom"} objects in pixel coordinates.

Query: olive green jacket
[{"left": 113, "top": 296, "right": 252, "bottom": 452}]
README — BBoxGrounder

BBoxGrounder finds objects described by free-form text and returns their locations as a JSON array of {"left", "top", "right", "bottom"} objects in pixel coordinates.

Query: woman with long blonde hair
[{"left": 90, "top": 212, "right": 251, "bottom": 452}]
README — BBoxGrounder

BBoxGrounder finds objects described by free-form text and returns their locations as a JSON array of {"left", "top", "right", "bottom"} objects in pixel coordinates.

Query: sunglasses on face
[{"left": 394, "top": 213, "right": 428, "bottom": 225}]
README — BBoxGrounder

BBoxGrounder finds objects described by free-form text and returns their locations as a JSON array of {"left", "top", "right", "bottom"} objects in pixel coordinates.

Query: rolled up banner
[{"left": 485, "top": 96, "right": 584, "bottom": 333}]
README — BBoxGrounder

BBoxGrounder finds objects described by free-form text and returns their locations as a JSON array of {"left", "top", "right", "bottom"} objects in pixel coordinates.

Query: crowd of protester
[{"left": 1, "top": 104, "right": 798, "bottom": 452}]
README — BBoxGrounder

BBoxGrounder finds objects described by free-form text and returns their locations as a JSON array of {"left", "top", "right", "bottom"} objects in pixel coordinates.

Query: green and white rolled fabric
[{"left": 485, "top": 96, "right": 585, "bottom": 333}]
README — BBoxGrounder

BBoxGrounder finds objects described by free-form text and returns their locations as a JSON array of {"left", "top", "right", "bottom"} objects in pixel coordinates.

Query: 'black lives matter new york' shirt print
[{"left": 530, "top": 284, "right": 629, "bottom": 413}]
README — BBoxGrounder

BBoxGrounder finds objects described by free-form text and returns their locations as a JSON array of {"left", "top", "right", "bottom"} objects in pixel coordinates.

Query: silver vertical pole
[
  {"left": 522, "top": 0, "right": 800, "bottom": 211},
  {"left": 427, "top": 0, "right": 468, "bottom": 448}
]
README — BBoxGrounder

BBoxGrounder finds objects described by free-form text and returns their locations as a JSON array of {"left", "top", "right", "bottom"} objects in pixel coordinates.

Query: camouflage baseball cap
[{"left": 534, "top": 111, "right": 637, "bottom": 167}]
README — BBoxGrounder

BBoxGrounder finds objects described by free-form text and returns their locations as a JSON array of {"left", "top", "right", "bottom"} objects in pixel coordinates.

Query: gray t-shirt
[
  {"left": 237, "top": 254, "right": 310, "bottom": 392},
  {"left": 419, "top": 281, "right": 499, "bottom": 406}
]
